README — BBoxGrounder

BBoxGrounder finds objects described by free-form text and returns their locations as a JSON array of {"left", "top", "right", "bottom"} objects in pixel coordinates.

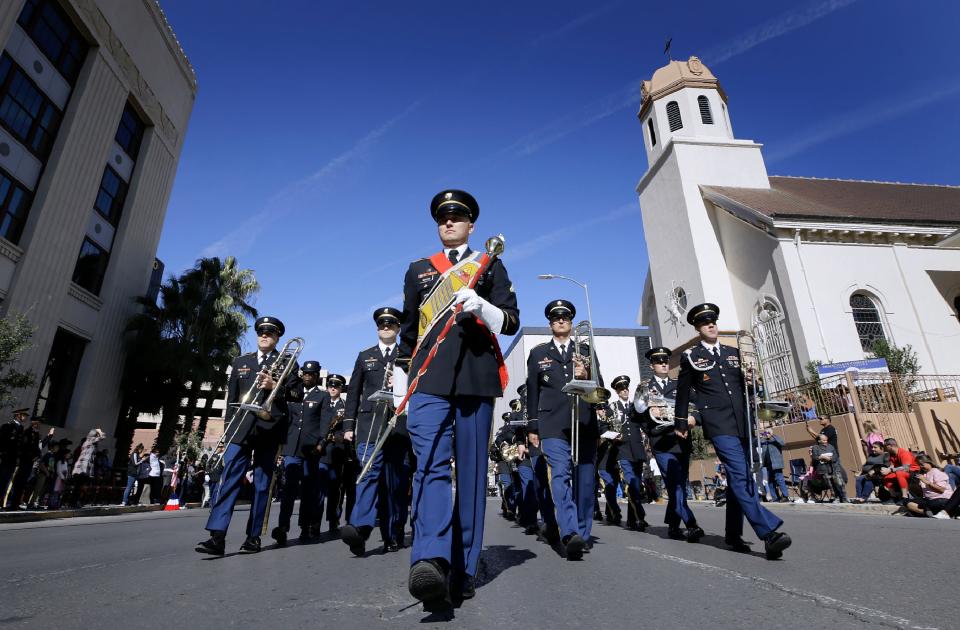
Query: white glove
[
  {"left": 634, "top": 397, "right": 648, "bottom": 413},
  {"left": 454, "top": 288, "right": 505, "bottom": 332}
]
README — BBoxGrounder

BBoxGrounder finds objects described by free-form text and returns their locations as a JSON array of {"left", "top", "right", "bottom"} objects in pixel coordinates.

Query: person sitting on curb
[
  {"left": 850, "top": 441, "right": 889, "bottom": 504},
  {"left": 905, "top": 455, "right": 957, "bottom": 519},
  {"left": 880, "top": 438, "right": 919, "bottom": 504}
]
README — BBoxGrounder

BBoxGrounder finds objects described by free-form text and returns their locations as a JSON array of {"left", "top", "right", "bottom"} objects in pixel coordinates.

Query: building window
[
  {"left": 0, "top": 167, "right": 33, "bottom": 244},
  {"left": 0, "top": 53, "right": 63, "bottom": 160},
  {"left": 115, "top": 102, "right": 145, "bottom": 159},
  {"left": 33, "top": 328, "right": 87, "bottom": 427},
  {"left": 647, "top": 118, "right": 657, "bottom": 147},
  {"left": 93, "top": 166, "right": 128, "bottom": 227},
  {"left": 666, "top": 101, "right": 682, "bottom": 131},
  {"left": 850, "top": 293, "right": 887, "bottom": 352},
  {"left": 17, "top": 0, "right": 88, "bottom": 85},
  {"left": 72, "top": 237, "right": 110, "bottom": 295},
  {"left": 698, "top": 95, "right": 713, "bottom": 124}
]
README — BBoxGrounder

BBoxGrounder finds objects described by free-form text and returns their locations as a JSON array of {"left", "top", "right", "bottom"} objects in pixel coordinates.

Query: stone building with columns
[
  {"left": 635, "top": 56, "right": 960, "bottom": 393},
  {"left": 0, "top": 0, "right": 195, "bottom": 447}
]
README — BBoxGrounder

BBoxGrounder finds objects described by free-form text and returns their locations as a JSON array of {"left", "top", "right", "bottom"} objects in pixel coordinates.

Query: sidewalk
[{"left": 0, "top": 502, "right": 204, "bottom": 524}]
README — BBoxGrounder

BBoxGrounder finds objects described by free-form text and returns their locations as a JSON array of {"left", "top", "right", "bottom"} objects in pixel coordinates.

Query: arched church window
[
  {"left": 666, "top": 101, "right": 683, "bottom": 131},
  {"left": 648, "top": 118, "right": 657, "bottom": 146},
  {"left": 850, "top": 293, "right": 887, "bottom": 352},
  {"left": 698, "top": 95, "right": 713, "bottom": 124}
]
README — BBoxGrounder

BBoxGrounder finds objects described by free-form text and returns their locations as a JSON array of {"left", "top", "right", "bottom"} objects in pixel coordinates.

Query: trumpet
[
  {"left": 209, "top": 337, "right": 304, "bottom": 471},
  {"left": 562, "top": 319, "right": 610, "bottom": 465}
]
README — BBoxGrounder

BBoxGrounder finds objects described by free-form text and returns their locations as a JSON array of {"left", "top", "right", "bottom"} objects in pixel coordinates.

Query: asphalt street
[{"left": 0, "top": 500, "right": 953, "bottom": 629}]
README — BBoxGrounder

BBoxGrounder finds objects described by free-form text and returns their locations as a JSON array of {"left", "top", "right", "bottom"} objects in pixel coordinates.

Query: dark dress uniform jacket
[
  {"left": 0, "top": 420, "right": 23, "bottom": 462},
  {"left": 492, "top": 425, "right": 515, "bottom": 475},
  {"left": 283, "top": 387, "right": 331, "bottom": 458},
  {"left": 525, "top": 341, "right": 602, "bottom": 442},
  {"left": 344, "top": 345, "right": 397, "bottom": 444},
  {"left": 673, "top": 343, "right": 745, "bottom": 440},
  {"left": 399, "top": 251, "right": 519, "bottom": 397},
  {"left": 226, "top": 350, "right": 303, "bottom": 446},
  {"left": 319, "top": 396, "right": 347, "bottom": 465},
  {"left": 641, "top": 377, "right": 687, "bottom": 455},
  {"left": 609, "top": 398, "right": 646, "bottom": 462}
]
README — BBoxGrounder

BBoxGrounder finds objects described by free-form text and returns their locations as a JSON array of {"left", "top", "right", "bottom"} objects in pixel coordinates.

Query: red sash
[{"left": 427, "top": 252, "right": 509, "bottom": 391}]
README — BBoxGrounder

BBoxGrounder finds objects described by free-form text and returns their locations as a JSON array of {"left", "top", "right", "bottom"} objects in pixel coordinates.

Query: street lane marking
[{"left": 626, "top": 546, "right": 938, "bottom": 630}]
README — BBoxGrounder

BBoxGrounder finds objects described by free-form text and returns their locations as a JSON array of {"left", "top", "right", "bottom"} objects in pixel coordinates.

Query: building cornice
[
  {"left": 144, "top": 0, "right": 197, "bottom": 92},
  {"left": 0, "top": 237, "right": 24, "bottom": 264},
  {"left": 68, "top": 282, "right": 103, "bottom": 311},
  {"left": 637, "top": 137, "right": 764, "bottom": 193}
]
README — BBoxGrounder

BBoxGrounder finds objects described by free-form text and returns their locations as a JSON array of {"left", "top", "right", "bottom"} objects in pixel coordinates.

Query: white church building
[{"left": 636, "top": 56, "right": 960, "bottom": 393}]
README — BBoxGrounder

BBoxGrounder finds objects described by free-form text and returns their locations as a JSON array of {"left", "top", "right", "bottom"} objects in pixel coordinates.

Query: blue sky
[{"left": 156, "top": 0, "right": 960, "bottom": 373}]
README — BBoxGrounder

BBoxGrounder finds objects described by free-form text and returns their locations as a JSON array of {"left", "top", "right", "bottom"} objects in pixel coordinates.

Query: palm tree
[{"left": 116, "top": 257, "right": 259, "bottom": 456}]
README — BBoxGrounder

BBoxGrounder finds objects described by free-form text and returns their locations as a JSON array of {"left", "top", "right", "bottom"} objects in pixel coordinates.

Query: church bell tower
[{"left": 635, "top": 56, "right": 771, "bottom": 347}]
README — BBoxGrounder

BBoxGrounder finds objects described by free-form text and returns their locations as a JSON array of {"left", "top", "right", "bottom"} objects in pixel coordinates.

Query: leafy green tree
[
  {"left": 0, "top": 314, "right": 36, "bottom": 409},
  {"left": 689, "top": 426, "right": 709, "bottom": 461},
  {"left": 870, "top": 339, "right": 921, "bottom": 376}
]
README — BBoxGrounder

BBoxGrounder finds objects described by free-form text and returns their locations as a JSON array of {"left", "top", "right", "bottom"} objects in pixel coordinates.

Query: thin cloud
[
  {"left": 201, "top": 101, "right": 420, "bottom": 258},
  {"left": 530, "top": 2, "right": 622, "bottom": 47},
  {"left": 703, "top": 0, "right": 858, "bottom": 65},
  {"left": 319, "top": 293, "right": 405, "bottom": 330},
  {"left": 494, "top": 0, "right": 857, "bottom": 161},
  {"left": 766, "top": 81, "right": 960, "bottom": 163},
  {"left": 503, "top": 203, "right": 635, "bottom": 263}
]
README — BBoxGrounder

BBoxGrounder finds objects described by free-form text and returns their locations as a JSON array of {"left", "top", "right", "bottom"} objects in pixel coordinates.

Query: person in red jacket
[{"left": 880, "top": 438, "right": 919, "bottom": 502}]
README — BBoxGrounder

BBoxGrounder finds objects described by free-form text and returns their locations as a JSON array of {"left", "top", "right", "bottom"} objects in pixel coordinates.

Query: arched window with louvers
[
  {"left": 666, "top": 101, "right": 683, "bottom": 131},
  {"left": 698, "top": 95, "right": 713, "bottom": 124}
]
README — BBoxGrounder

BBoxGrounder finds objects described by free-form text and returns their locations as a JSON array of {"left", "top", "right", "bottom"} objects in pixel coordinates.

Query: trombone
[
  {"left": 562, "top": 320, "right": 610, "bottom": 465},
  {"left": 209, "top": 337, "right": 305, "bottom": 472}
]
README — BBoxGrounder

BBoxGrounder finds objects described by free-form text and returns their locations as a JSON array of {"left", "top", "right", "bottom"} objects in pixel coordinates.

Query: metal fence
[{"left": 766, "top": 373, "right": 960, "bottom": 425}]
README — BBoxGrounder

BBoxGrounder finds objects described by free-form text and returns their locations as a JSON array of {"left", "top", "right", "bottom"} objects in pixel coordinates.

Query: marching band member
[
  {"left": 196, "top": 316, "right": 302, "bottom": 555},
  {"left": 321, "top": 373, "right": 348, "bottom": 533},
  {"left": 400, "top": 190, "right": 519, "bottom": 606},
  {"left": 341, "top": 307, "right": 406, "bottom": 554},
  {"left": 673, "top": 303, "right": 792, "bottom": 559},
  {"left": 609, "top": 375, "right": 650, "bottom": 531},
  {"left": 507, "top": 398, "right": 540, "bottom": 535},
  {"left": 635, "top": 349, "right": 700, "bottom": 540},
  {"left": 272, "top": 360, "right": 329, "bottom": 544},
  {"left": 526, "top": 299, "right": 603, "bottom": 560},
  {"left": 492, "top": 418, "right": 519, "bottom": 520},
  {"left": 596, "top": 401, "right": 622, "bottom": 525}
]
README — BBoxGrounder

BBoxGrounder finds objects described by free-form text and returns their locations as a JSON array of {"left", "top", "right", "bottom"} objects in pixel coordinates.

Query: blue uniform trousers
[
  {"left": 278, "top": 455, "right": 321, "bottom": 531},
  {"left": 407, "top": 393, "right": 492, "bottom": 577},
  {"left": 541, "top": 437, "right": 596, "bottom": 540},
  {"left": 712, "top": 435, "right": 783, "bottom": 539},
  {"left": 206, "top": 441, "right": 277, "bottom": 536},
  {"left": 383, "top": 441, "right": 412, "bottom": 538},
  {"left": 350, "top": 441, "right": 391, "bottom": 542},
  {"left": 618, "top": 459, "right": 647, "bottom": 521},
  {"left": 653, "top": 451, "right": 696, "bottom": 527},
  {"left": 515, "top": 463, "right": 539, "bottom": 527},
  {"left": 598, "top": 466, "right": 622, "bottom": 519},
  {"left": 530, "top": 453, "right": 556, "bottom": 530},
  {"left": 498, "top": 472, "right": 518, "bottom": 513}
]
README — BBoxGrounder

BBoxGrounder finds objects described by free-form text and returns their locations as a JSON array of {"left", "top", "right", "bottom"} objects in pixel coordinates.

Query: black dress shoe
[
  {"left": 340, "top": 524, "right": 368, "bottom": 556},
  {"left": 686, "top": 525, "right": 705, "bottom": 543},
  {"left": 408, "top": 559, "right": 450, "bottom": 605},
  {"left": 593, "top": 511, "right": 603, "bottom": 522},
  {"left": 667, "top": 526, "right": 686, "bottom": 540},
  {"left": 239, "top": 536, "right": 261, "bottom": 553},
  {"left": 384, "top": 540, "right": 400, "bottom": 553},
  {"left": 195, "top": 531, "right": 225, "bottom": 555},
  {"left": 724, "top": 536, "right": 752, "bottom": 553},
  {"left": 764, "top": 531, "right": 792, "bottom": 560},
  {"left": 635, "top": 519, "right": 649, "bottom": 532},
  {"left": 523, "top": 524, "right": 540, "bottom": 535},
  {"left": 299, "top": 528, "right": 311, "bottom": 542},
  {"left": 271, "top": 526, "right": 287, "bottom": 546},
  {"left": 453, "top": 574, "right": 476, "bottom": 600},
  {"left": 562, "top": 534, "right": 586, "bottom": 560},
  {"left": 538, "top": 524, "right": 561, "bottom": 545}
]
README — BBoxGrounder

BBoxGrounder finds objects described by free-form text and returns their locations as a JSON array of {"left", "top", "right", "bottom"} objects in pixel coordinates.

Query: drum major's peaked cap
[
  {"left": 373, "top": 307, "right": 401, "bottom": 325},
  {"left": 544, "top": 299, "right": 576, "bottom": 320},
  {"left": 254, "top": 316, "right": 285, "bottom": 337},
  {"left": 645, "top": 346, "right": 672, "bottom": 362},
  {"left": 301, "top": 360, "right": 321, "bottom": 373},
  {"left": 430, "top": 189, "right": 479, "bottom": 223},
  {"left": 686, "top": 302, "right": 719, "bottom": 326}
]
